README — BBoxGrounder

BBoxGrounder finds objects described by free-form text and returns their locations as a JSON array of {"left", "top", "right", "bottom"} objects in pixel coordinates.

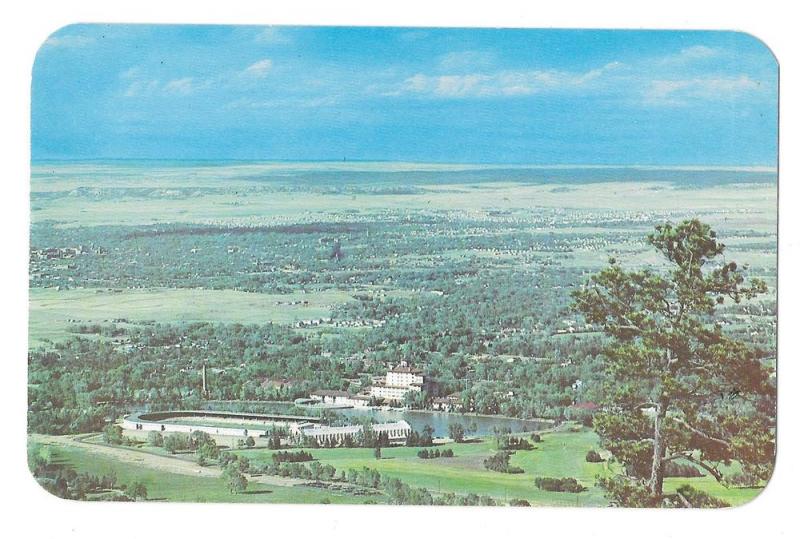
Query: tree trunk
[{"left": 649, "top": 399, "right": 668, "bottom": 500}]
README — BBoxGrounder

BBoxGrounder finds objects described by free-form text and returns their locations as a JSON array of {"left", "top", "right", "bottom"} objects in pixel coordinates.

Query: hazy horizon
[{"left": 29, "top": 158, "right": 778, "bottom": 171}]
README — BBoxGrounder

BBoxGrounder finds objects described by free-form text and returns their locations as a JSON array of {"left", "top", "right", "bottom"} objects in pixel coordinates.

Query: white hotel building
[{"left": 369, "top": 361, "right": 424, "bottom": 404}]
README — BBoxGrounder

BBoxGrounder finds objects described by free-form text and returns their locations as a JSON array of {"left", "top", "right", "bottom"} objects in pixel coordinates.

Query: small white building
[
  {"left": 309, "top": 389, "right": 371, "bottom": 408},
  {"left": 432, "top": 393, "right": 462, "bottom": 413},
  {"left": 294, "top": 420, "right": 412, "bottom": 445}
]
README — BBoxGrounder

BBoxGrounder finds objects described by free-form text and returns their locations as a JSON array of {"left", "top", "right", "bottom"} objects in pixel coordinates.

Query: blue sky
[{"left": 32, "top": 25, "right": 778, "bottom": 165}]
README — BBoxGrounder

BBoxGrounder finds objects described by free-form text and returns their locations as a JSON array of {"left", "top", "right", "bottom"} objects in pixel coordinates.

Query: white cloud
[
  {"left": 121, "top": 73, "right": 212, "bottom": 98},
  {"left": 243, "top": 59, "right": 273, "bottom": 78},
  {"left": 379, "top": 50, "right": 765, "bottom": 107},
  {"left": 643, "top": 75, "right": 762, "bottom": 105},
  {"left": 44, "top": 34, "right": 95, "bottom": 48},
  {"left": 163, "top": 77, "right": 196, "bottom": 95},
  {"left": 386, "top": 62, "right": 623, "bottom": 98},
  {"left": 680, "top": 45, "right": 719, "bottom": 60},
  {"left": 123, "top": 79, "right": 160, "bottom": 98},
  {"left": 118, "top": 56, "right": 277, "bottom": 99},
  {"left": 226, "top": 96, "right": 339, "bottom": 110},
  {"left": 434, "top": 74, "right": 491, "bottom": 97},
  {"left": 659, "top": 45, "right": 721, "bottom": 65}
]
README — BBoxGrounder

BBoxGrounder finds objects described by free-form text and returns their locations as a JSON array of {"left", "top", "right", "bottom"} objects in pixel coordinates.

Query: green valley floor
[{"left": 29, "top": 425, "right": 764, "bottom": 506}]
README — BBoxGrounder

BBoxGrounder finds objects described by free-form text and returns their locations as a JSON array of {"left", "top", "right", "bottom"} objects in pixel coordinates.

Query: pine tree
[{"left": 573, "top": 220, "right": 775, "bottom": 506}]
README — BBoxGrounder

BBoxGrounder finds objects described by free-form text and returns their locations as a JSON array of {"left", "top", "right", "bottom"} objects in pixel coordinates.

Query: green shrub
[
  {"left": 272, "top": 450, "right": 314, "bottom": 463},
  {"left": 147, "top": 431, "right": 163, "bottom": 447},
  {"left": 585, "top": 449, "right": 604, "bottom": 462},
  {"left": 102, "top": 424, "right": 124, "bottom": 445},
  {"left": 484, "top": 451, "right": 524, "bottom": 474},
  {"left": 726, "top": 470, "right": 761, "bottom": 487},
  {"left": 534, "top": 477, "right": 586, "bottom": 493},
  {"left": 163, "top": 433, "right": 191, "bottom": 454},
  {"left": 497, "top": 435, "right": 534, "bottom": 451}
]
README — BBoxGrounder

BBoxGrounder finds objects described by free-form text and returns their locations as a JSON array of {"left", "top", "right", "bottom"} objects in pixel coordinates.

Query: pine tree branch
[
  {"left": 668, "top": 417, "right": 732, "bottom": 449},
  {"left": 680, "top": 454, "right": 725, "bottom": 483},
  {"left": 661, "top": 452, "right": 724, "bottom": 483},
  {"left": 591, "top": 289, "right": 644, "bottom": 335}
]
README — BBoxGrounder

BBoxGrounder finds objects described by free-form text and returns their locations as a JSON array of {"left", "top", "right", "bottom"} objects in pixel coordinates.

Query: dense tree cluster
[
  {"left": 28, "top": 296, "right": 610, "bottom": 429},
  {"left": 102, "top": 424, "right": 136, "bottom": 446},
  {"left": 159, "top": 430, "right": 219, "bottom": 465},
  {"left": 250, "top": 457, "right": 502, "bottom": 506},
  {"left": 147, "top": 431, "right": 163, "bottom": 447},
  {"left": 29, "top": 211, "right": 774, "bottom": 437},
  {"left": 222, "top": 462, "right": 248, "bottom": 494},
  {"left": 534, "top": 477, "right": 587, "bottom": 493},
  {"left": 30, "top": 218, "right": 637, "bottom": 295},
  {"left": 163, "top": 433, "right": 191, "bottom": 454},
  {"left": 448, "top": 423, "right": 466, "bottom": 443},
  {"left": 404, "top": 426, "right": 435, "bottom": 447},
  {"left": 496, "top": 435, "right": 534, "bottom": 451},
  {"left": 417, "top": 448, "right": 454, "bottom": 459},
  {"left": 483, "top": 451, "right": 524, "bottom": 474},
  {"left": 272, "top": 450, "right": 314, "bottom": 463}
]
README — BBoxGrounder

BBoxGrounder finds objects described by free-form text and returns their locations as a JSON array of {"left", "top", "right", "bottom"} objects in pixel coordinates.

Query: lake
[{"left": 198, "top": 400, "right": 555, "bottom": 437}]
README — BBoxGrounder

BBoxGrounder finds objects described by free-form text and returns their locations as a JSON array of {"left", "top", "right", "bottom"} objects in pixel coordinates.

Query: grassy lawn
[
  {"left": 663, "top": 476, "right": 763, "bottom": 507},
  {"left": 28, "top": 287, "right": 352, "bottom": 344},
  {"left": 40, "top": 442, "right": 386, "bottom": 504},
  {"left": 236, "top": 427, "right": 610, "bottom": 506},
  {"left": 234, "top": 425, "right": 764, "bottom": 507},
  {"left": 31, "top": 426, "right": 766, "bottom": 506},
  {"left": 662, "top": 456, "right": 765, "bottom": 507}
]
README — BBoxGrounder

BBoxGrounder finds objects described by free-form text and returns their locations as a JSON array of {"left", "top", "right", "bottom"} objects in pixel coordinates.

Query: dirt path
[{"left": 30, "top": 433, "right": 304, "bottom": 488}]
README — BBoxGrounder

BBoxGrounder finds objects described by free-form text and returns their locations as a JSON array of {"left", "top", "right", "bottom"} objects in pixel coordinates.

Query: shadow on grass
[{"left": 243, "top": 489, "right": 273, "bottom": 495}]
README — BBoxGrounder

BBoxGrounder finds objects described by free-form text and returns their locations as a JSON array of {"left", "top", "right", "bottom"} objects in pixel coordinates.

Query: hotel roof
[{"left": 389, "top": 365, "right": 422, "bottom": 374}]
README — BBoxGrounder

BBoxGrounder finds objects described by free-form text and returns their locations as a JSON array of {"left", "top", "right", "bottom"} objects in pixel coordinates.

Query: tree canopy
[{"left": 572, "top": 219, "right": 775, "bottom": 506}]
